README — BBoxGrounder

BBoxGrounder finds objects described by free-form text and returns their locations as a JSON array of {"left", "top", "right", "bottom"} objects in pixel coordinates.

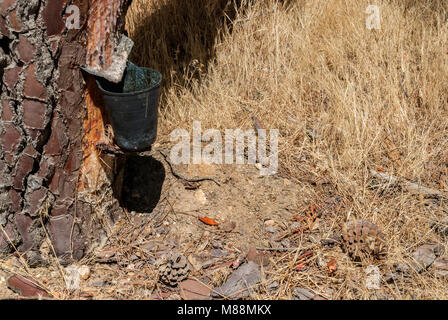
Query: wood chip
[
  {"left": 179, "top": 279, "right": 211, "bottom": 300},
  {"left": 7, "top": 275, "right": 50, "bottom": 298}
]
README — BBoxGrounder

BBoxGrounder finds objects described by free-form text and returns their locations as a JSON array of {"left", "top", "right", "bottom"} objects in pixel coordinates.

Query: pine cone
[
  {"left": 341, "top": 219, "right": 387, "bottom": 261},
  {"left": 158, "top": 252, "right": 190, "bottom": 286}
]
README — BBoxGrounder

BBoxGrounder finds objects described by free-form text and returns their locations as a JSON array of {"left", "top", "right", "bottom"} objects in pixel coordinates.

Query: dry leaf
[
  {"left": 295, "top": 263, "right": 307, "bottom": 271},
  {"left": 327, "top": 258, "right": 337, "bottom": 275},
  {"left": 198, "top": 216, "right": 219, "bottom": 226}
]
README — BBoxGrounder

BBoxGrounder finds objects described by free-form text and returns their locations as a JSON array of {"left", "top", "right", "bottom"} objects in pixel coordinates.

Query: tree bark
[{"left": 0, "top": 0, "right": 132, "bottom": 266}]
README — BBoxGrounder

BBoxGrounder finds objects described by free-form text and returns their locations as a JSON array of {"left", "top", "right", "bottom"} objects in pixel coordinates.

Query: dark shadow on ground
[
  {"left": 120, "top": 155, "right": 166, "bottom": 213},
  {"left": 127, "top": 0, "right": 245, "bottom": 90},
  {"left": 127, "top": 0, "right": 294, "bottom": 90}
]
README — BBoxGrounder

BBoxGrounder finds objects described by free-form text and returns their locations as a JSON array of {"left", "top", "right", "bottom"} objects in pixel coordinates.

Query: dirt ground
[
  {"left": 0, "top": 143, "right": 320, "bottom": 299},
  {"left": 1, "top": 141, "right": 448, "bottom": 300}
]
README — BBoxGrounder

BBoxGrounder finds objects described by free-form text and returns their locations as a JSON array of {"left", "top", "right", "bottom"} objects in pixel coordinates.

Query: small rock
[
  {"left": 293, "top": 287, "right": 314, "bottom": 300},
  {"left": 78, "top": 265, "right": 90, "bottom": 280},
  {"left": 25, "top": 251, "right": 46, "bottom": 267},
  {"left": 432, "top": 254, "right": 448, "bottom": 277},
  {"left": 246, "top": 247, "right": 271, "bottom": 266},
  {"left": 96, "top": 248, "right": 118, "bottom": 263},
  {"left": 194, "top": 190, "right": 207, "bottom": 205},
  {"left": 394, "top": 263, "right": 411, "bottom": 273},
  {"left": 219, "top": 221, "right": 236, "bottom": 233},
  {"left": 264, "top": 220, "right": 275, "bottom": 227},
  {"left": 290, "top": 222, "right": 302, "bottom": 231},
  {"left": 92, "top": 279, "right": 106, "bottom": 287},
  {"left": 187, "top": 254, "right": 204, "bottom": 271},
  {"left": 265, "top": 226, "right": 276, "bottom": 233},
  {"left": 433, "top": 257, "right": 448, "bottom": 271},
  {"left": 266, "top": 280, "right": 279, "bottom": 292},
  {"left": 211, "top": 241, "right": 223, "bottom": 249},
  {"left": 201, "top": 258, "right": 219, "bottom": 269},
  {"left": 412, "top": 244, "right": 441, "bottom": 272},
  {"left": 126, "top": 263, "right": 136, "bottom": 270},
  {"left": 212, "top": 262, "right": 262, "bottom": 298},
  {"left": 210, "top": 249, "right": 230, "bottom": 258}
]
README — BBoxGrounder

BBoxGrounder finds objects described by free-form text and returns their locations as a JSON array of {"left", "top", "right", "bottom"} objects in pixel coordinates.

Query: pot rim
[{"left": 96, "top": 67, "right": 162, "bottom": 97}]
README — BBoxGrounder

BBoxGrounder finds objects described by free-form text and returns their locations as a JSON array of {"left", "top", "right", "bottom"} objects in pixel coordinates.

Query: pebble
[
  {"left": 289, "top": 222, "right": 302, "bottom": 231},
  {"left": 394, "top": 263, "right": 410, "bottom": 273},
  {"left": 264, "top": 219, "right": 275, "bottom": 227},
  {"left": 412, "top": 244, "right": 441, "bottom": 272},
  {"left": 92, "top": 280, "right": 106, "bottom": 287},
  {"left": 433, "top": 257, "right": 448, "bottom": 277},
  {"left": 210, "top": 249, "right": 230, "bottom": 257},
  {"left": 211, "top": 241, "right": 223, "bottom": 249},
  {"left": 78, "top": 265, "right": 90, "bottom": 280},
  {"left": 266, "top": 280, "right": 279, "bottom": 292},
  {"left": 194, "top": 190, "right": 207, "bottom": 205},
  {"left": 265, "top": 226, "right": 276, "bottom": 233}
]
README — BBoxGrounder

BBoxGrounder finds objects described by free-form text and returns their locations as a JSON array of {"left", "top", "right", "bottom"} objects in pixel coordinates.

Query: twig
[
  {"left": 251, "top": 116, "right": 265, "bottom": 131},
  {"left": 159, "top": 151, "right": 221, "bottom": 186},
  {"left": 371, "top": 169, "right": 446, "bottom": 199},
  {"left": 399, "top": 73, "right": 410, "bottom": 99},
  {"left": 256, "top": 247, "right": 300, "bottom": 252}
]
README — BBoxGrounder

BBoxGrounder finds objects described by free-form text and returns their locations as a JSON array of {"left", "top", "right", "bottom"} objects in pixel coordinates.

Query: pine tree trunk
[{"left": 0, "top": 0, "right": 132, "bottom": 266}]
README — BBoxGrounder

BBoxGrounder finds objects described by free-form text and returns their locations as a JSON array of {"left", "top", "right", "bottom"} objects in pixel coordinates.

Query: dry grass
[{"left": 124, "top": 0, "right": 448, "bottom": 299}]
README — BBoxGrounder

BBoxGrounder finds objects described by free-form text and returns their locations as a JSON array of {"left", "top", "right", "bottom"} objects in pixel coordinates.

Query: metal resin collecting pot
[{"left": 96, "top": 62, "right": 162, "bottom": 152}]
